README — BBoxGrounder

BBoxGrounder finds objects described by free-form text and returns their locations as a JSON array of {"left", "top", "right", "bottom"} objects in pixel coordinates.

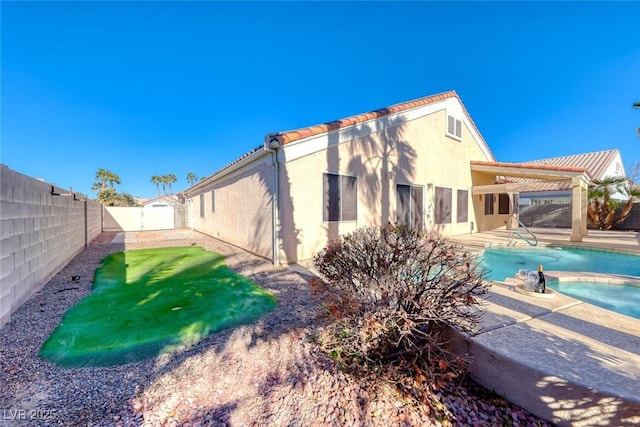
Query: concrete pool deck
[{"left": 450, "top": 228, "right": 640, "bottom": 426}]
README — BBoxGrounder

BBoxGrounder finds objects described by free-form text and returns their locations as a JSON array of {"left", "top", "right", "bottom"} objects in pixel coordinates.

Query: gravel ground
[{"left": 0, "top": 230, "right": 553, "bottom": 426}]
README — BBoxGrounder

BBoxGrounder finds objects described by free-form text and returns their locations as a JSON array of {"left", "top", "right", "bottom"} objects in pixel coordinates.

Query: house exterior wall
[
  {"left": 469, "top": 168, "right": 518, "bottom": 233},
  {"left": 473, "top": 192, "right": 514, "bottom": 232},
  {"left": 600, "top": 152, "right": 628, "bottom": 201},
  {"left": 189, "top": 157, "right": 275, "bottom": 260},
  {"left": 603, "top": 151, "right": 626, "bottom": 178},
  {"left": 185, "top": 95, "right": 497, "bottom": 265},
  {"left": 278, "top": 104, "right": 493, "bottom": 263}
]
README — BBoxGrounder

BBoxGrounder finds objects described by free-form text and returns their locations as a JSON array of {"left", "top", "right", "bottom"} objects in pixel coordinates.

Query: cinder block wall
[
  {"left": 175, "top": 205, "right": 189, "bottom": 229},
  {"left": 0, "top": 164, "right": 102, "bottom": 327}
]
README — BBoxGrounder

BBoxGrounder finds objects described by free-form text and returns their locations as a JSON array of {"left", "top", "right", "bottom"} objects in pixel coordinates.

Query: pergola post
[
  {"left": 581, "top": 183, "right": 588, "bottom": 237},
  {"left": 570, "top": 177, "right": 587, "bottom": 242}
]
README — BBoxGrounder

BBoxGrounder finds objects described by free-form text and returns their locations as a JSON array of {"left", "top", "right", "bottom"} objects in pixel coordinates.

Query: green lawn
[{"left": 39, "top": 246, "right": 277, "bottom": 367}]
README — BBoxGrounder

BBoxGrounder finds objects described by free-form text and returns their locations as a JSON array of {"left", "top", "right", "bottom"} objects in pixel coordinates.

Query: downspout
[{"left": 265, "top": 135, "right": 281, "bottom": 266}]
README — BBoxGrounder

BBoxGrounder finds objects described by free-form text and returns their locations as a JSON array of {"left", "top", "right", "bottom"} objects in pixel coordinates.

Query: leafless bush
[{"left": 312, "top": 225, "right": 489, "bottom": 391}]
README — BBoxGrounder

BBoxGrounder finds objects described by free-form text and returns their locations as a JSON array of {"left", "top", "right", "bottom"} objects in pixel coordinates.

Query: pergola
[{"left": 470, "top": 161, "right": 592, "bottom": 242}]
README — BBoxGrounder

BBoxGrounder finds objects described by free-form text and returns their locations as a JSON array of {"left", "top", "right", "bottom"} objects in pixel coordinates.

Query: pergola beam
[
  {"left": 470, "top": 161, "right": 592, "bottom": 242},
  {"left": 472, "top": 182, "right": 568, "bottom": 195}
]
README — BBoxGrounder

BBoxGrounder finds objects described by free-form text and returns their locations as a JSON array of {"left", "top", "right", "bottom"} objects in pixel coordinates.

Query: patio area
[
  {"left": 450, "top": 227, "right": 640, "bottom": 255},
  {"left": 449, "top": 228, "right": 640, "bottom": 426}
]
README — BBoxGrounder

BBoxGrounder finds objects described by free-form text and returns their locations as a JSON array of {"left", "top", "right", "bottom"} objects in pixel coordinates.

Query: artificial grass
[{"left": 39, "top": 246, "right": 277, "bottom": 367}]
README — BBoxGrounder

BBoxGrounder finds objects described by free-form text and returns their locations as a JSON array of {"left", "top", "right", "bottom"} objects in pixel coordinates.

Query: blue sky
[{"left": 2, "top": 1, "right": 639, "bottom": 199}]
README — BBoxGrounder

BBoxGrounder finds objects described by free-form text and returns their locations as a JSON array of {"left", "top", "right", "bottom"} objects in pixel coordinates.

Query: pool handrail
[{"left": 509, "top": 219, "right": 539, "bottom": 246}]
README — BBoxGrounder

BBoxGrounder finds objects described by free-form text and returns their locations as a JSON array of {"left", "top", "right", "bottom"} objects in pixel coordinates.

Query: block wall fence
[
  {"left": 520, "top": 203, "right": 640, "bottom": 231},
  {"left": 0, "top": 164, "right": 102, "bottom": 327}
]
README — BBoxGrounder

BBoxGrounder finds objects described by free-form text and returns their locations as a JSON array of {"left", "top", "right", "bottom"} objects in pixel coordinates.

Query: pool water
[
  {"left": 479, "top": 247, "right": 640, "bottom": 281},
  {"left": 479, "top": 246, "right": 640, "bottom": 319},
  {"left": 547, "top": 281, "right": 640, "bottom": 319}
]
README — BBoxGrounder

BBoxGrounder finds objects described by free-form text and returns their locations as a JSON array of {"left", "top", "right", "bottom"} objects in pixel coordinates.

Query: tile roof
[
  {"left": 185, "top": 144, "right": 264, "bottom": 194},
  {"left": 516, "top": 149, "right": 620, "bottom": 180},
  {"left": 208, "top": 144, "right": 264, "bottom": 178},
  {"left": 489, "top": 150, "right": 620, "bottom": 192},
  {"left": 192, "top": 90, "right": 490, "bottom": 193},
  {"left": 270, "top": 90, "right": 470, "bottom": 145}
]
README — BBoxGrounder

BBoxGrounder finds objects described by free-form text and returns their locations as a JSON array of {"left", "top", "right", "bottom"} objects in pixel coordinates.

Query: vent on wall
[{"left": 447, "top": 115, "right": 462, "bottom": 139}]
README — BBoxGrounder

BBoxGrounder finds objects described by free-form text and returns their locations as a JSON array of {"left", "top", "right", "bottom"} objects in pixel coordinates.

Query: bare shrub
[{"left": 312, "top": 226, "right": 489, "bottom": 404}]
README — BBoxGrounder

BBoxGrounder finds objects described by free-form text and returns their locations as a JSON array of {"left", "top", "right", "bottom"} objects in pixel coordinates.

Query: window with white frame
[
  {"left": 211, "top": 190, "right": 216, "bottom": 212},
  {"left": 396, "top": 184, "right": 424, "bottom": 230},
  {"left": 199, "top": 194, "right": 205, "bottom": 218},
  {"left": 447, "top": 115, "right": 462, "bottom": 139},
  {"left": 323, "top": 173, "right": 357, "bottom": 222}
]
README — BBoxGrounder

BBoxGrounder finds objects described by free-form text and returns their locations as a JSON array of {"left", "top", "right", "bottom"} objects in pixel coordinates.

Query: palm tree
[
  {"left": 106, "top": 171, "right": 121, "bottom": 189},
  {"left": 588, "top": 176, "right": 638, "bottom": 230},
  {"left": 186, "top": 172, "right": 198, "bottom": 186},
  {"left": 96, "top": 188, "right": 118, "bottom": 206},
  {"left": 614, "top": 187, "right": 640, "bottom": 228},
  {"left": 159, "top": 175, "right": 168, "bottom": 195},
  {"left": 94, "top": 169, "right": 110, "bottom": 192},
  {"left": 166, "top": 173, "right": 177, "bottom": 194},
  {"left": 151, "top": 175, "right": 161, "bottom": 196},
  {"left": 116, "top": 192, "right": 137, "bottom": 207}
]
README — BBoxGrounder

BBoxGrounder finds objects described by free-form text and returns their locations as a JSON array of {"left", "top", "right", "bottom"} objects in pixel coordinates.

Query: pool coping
[{"left": 450, "top": 267, "right": 640, "bottom": 426}]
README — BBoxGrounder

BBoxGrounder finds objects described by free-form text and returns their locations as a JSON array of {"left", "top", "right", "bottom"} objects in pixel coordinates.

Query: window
[
  {"left": 447, "top": 115, "right": 462, "bottom": 139},
  {"left": 323, "top": 173, "right": 357, "bottom": 221},
  {"left": 457, "top": 189, "right": 468, "bottom": 223},
  {"left": 498, "top": 193, "right": 510, "bottom": 214},
  {"left": 484, "top": 194, "right": 494, "bottom": 215},
  {"left": 397, "top": 184, "right": 424, "bottom": 230},
  {"left": 211, "top": 190, "right": 216, "bottom": 212},
  {"left": 434, "top": 186, "right": 452, "bottom": 224},
  {"left": 199, "top": 194, "right": 205, "bottom": 218}
]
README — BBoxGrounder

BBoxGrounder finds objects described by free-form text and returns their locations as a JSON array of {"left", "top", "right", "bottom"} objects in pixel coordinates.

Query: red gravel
[{"left": 0, "top": 230, "right": 553, "bottom": 426}]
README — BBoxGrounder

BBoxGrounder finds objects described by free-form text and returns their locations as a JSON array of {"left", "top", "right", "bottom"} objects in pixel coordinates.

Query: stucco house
[
  {"left": 516, "top": 149, "right": 628, "bottom": 205},
  {"left": 184, "top": 91, "right": 591, "bottom": 265}
]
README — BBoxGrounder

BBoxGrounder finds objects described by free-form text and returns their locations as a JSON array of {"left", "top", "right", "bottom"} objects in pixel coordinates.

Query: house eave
[{"left": 185, "top": 146, "right": 270, "bottom": 197}]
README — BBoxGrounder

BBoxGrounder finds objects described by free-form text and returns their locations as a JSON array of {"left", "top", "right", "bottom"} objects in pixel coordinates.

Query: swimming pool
[
  {"left": 479, "top": 247, "right": 640, "bottom": 281},
  {"left": 479, "top": 246, "right": 640, "bottom": 318},
  {"left": 547, "top": 281, "right": 640, "bottom": 319}
]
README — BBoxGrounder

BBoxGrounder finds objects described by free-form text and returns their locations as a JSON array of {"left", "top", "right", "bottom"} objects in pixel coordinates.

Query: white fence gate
[{"left": 103, "top": 206, "right": 175, "bottom": 231}]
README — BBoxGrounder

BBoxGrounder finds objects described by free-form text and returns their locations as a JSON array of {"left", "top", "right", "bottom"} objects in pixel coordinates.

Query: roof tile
[
  {"left": 518, "top": 149, "right": 620, "bottom": 179},
  {"left": 271, "top": 91, "right": 460, "bottom": 145}
]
